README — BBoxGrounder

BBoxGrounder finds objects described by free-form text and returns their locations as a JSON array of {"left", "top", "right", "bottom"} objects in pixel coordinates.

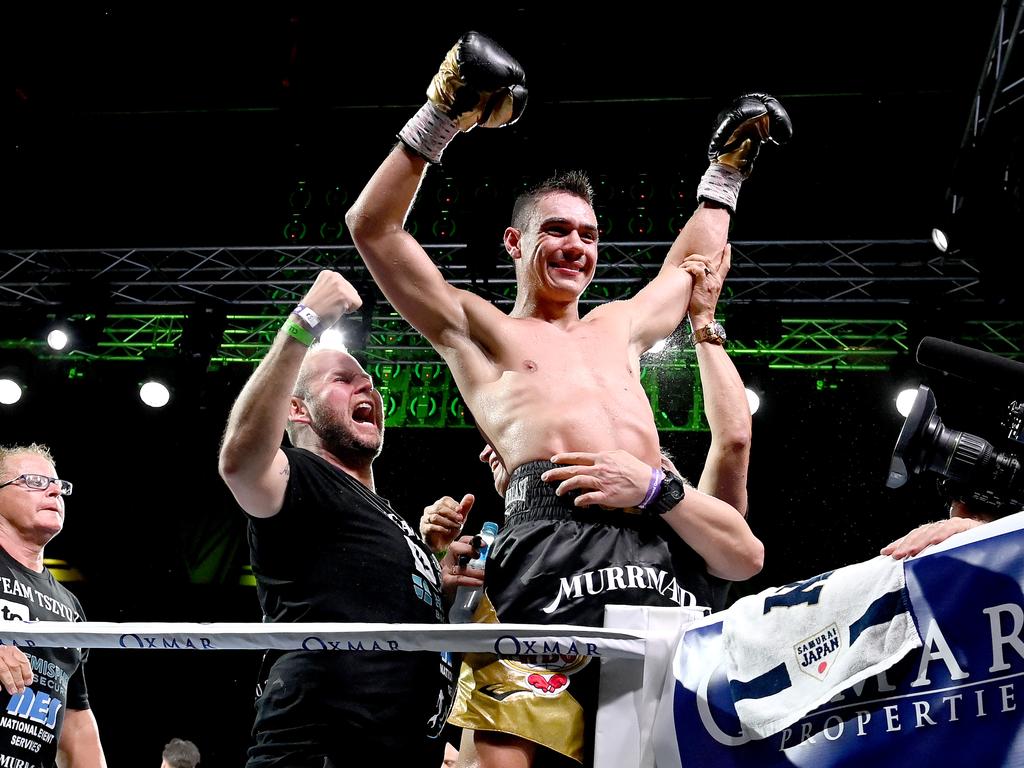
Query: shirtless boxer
[{"left": 346, "top": 31, "right": 785, "bottom": 767}]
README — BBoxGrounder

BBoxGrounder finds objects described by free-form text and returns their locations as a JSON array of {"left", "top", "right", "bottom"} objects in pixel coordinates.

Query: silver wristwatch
[{"left": 688, "top": 321, "right": 727, "bottom": 346}]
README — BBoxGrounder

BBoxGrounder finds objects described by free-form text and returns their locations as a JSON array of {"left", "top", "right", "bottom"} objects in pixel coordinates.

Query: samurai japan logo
[{"left": 795, "top": 623, "right": 841, "bottom": 681}]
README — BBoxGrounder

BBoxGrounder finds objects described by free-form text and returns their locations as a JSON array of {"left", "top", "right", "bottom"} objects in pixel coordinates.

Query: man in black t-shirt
[
  {"left": 219, "top": 271, "right": 482, "bottom": 767},
  {"left": 0, "top": 442, "right": 106, "bottom": 767}
]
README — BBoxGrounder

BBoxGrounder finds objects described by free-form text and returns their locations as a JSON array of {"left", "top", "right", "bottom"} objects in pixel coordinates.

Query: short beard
[{"left": 307, "top": 397, "right": 383, "bottom": 464}]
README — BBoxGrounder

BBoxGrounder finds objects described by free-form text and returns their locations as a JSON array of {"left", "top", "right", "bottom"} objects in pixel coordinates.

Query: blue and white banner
[{"left": 653, "top": 513, "right": 1024, "bottom": 768}]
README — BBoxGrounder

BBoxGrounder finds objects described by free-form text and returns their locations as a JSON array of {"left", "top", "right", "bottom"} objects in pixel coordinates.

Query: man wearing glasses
[{"left": 0, "top": 443, "right": 107, "bottom": 767}]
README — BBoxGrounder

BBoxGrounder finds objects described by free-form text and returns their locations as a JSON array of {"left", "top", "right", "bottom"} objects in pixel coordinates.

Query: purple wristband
[{"left": 638, "top": 467, "right": 665, "bottom": 509}]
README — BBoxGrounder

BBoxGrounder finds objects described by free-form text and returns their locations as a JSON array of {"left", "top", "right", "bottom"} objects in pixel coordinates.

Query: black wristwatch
[{"left": 640, "top": 471, "right": 686, "bottom": 517}]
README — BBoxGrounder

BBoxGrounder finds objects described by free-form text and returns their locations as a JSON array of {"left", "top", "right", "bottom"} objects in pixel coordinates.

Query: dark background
[
  {"left": 6, "top": 3, "right": 1023, "bottom": 764},
  {"left": 11, "top": 4, "right": 1019, "bottom": 249}
]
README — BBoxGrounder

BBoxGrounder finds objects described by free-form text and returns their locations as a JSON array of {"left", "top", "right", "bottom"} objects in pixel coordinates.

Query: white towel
[{"left": 721, "top": 555, "right": 921, "bottom": 739}]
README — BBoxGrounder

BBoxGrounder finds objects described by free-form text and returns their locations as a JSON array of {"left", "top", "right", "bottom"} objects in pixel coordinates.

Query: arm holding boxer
[
  {"left": 683, "top": 246, "right": 752, "bottom": 516},
  {"left": 542, "top": 451, "right": 762, "bottom": 580}
]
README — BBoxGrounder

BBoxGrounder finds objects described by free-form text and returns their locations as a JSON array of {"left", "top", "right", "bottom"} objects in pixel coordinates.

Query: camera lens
[
  {"left": 926, "top": 427, "right": 992, "bottom": 484},
  {"left": 888, "top": 386, "right": 1023, "bottom": 510}
]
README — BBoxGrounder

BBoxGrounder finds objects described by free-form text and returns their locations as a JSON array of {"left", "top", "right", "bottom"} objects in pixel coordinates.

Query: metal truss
[
  {"left": 0, "top": 239, "right": 986, "bottom": 309},
  {"left": 2, "top": 242, "right": 1017, "bottom": 376},
  {"left": 730, "top": 319, "right": 1021, "bottom": 370},
  {"left": 2, "top": 241, "right": 1018, "bottom": 431},
  {"left": 950, "top": 0, "right": 1024, "bottom": 214},
  {"left": 5, "top": 314, "right": 1020, "bottom": 371}
]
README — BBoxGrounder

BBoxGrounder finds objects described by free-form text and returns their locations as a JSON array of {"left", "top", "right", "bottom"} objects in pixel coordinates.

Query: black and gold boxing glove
[
  {"left": 697, "top": 93, "right": 792, "bottom": 213},
  {"left": 399, "top": 32, "right": 528, "bottom": 164},
  {"left": 708, "top": 93, "right": 792, "bottom": 176}
]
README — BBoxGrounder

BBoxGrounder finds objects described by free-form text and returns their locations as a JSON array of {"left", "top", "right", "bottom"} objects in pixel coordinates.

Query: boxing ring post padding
[{"left": 596, "top": 605, "right": 707, "bottom": 768}]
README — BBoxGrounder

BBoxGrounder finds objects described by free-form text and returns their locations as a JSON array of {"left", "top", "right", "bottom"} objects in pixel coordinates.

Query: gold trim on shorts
[{"left": 447, "top": 593, "right": 590, "bottom": 763}]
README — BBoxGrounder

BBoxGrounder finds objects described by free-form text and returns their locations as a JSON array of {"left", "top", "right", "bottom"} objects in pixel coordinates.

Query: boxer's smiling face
[{"left": 506, "top": 192, "right": 598, "bottom": 302}]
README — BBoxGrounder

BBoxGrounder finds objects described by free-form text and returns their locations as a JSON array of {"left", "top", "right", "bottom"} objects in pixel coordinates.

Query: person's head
[
  {"left": 505, "top": 171, "right": 598, "bottom": 303},
  {"left": 939, "top": 478, "right": 1019, "bottom": 523},
  {"left": 0, "top": 443, "right": 68, "bottom": 547},
  {"left": 160, "top": 737, "right": 200, "bottom": 768},
  {"left": 286, "top": 346, "right": 385, "bottom": 467}
]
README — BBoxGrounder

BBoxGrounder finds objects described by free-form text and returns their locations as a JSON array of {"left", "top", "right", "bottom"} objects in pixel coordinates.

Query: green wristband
[{"left": 283, "top": 317, "right": 315, "bottom": 347}]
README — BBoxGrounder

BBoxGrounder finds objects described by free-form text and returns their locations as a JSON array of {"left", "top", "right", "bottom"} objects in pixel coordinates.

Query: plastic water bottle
[{"left": 449, "top": 521, "right": 499, "bottom": 623}]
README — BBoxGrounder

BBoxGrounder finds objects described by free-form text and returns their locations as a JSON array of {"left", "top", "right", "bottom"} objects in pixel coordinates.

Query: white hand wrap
[
  {"left": 696, "top": 163, "right": 745, "bottom": 214},
  {"left": 398, "top": 102, "right": 460, "bottom": 164}
]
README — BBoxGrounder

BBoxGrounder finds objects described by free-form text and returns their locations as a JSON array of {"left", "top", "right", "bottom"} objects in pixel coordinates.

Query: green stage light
[
  {"left": 436, "top": 178, "right": 460, "bottom": 205},
  {"left": 595, "top": 175, "right": 618, "bottom": 202},
  {"left": 669, "top": 177, "right": 688, "bottom": 206},
  {"left": 432, "top": 213, "right": 456, "bottom": 239},
  {"left": 325, "top": 185, "right": 348, "bottom": 209},
  {"left": 320, "top": 221, "right": 344, "bottom": 241},
  {"left": 474, "top": 179, "right": 498, "bottom": 203},
  {"left": 630, "top": 176, "right": 654, "bottom": 203},
  {"left": 289, "top": 181, "right": 311, "bottom": 210},
  {"left": 628, "top": 211, "right": 654, "bottom": 238},
  {"left": 408, "top": 394, "right": 438, "bottom": 420},
  {"left": 283, "top": 215, "right": 307, "bottom": 242},
  {"left": 449, "top": 396, "right": 470, "bottom": 424},
  {"left": 668, "top": 212, "right": 689, "bottom": 236},
  {"left": 414, "top": 363, "right": 442, "bottom": 384}
]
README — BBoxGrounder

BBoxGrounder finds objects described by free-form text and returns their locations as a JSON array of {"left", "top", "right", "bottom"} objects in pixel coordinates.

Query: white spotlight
[
  {"left": 745, "top": 387, "right": 760, "bottom": 415},
  {"left": 0, "top": 379, "right": 23, "bottom": 405},
  {"left": 318, "top": 327, "right": 347, "bottom": 350},
  {"left": 46, "top": 329, "right": 69, "bottom": 351},
  {"left": 139, "top": 380, "right": 171, "bottom": 408},
  {"left": 931, "top": 228, "right": 949, "bottom": 253},
  {"left": 895, "top": 388, "right": 919, "bottom": 417}
]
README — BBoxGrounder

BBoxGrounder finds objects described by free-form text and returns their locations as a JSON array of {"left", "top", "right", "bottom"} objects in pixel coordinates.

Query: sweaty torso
[{"left": 450, "top": 300, "right": 661, "bottom": 472}]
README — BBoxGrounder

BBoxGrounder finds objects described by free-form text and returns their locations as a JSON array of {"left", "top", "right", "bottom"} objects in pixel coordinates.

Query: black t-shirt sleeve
[
  {"left": 66, "top": 660, "right": 90, "bottom": 710},
  {"left": 68, "top": 596, "right": 90, "bottom": 709}
]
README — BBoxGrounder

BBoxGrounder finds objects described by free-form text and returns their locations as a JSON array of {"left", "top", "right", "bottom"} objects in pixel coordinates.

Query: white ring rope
[{"left": 0, "top": 621, "right": 648, "bottom": 658}]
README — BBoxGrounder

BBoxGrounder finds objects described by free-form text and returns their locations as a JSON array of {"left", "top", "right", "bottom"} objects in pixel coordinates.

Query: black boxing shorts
[{"left": 448, "top": 461, "right": 711, "bottom": 764}]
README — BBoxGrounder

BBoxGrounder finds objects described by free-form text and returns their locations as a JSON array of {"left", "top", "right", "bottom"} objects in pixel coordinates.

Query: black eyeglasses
[{"left": 0, "top": 474, "right": 73, "bottom": 496}]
